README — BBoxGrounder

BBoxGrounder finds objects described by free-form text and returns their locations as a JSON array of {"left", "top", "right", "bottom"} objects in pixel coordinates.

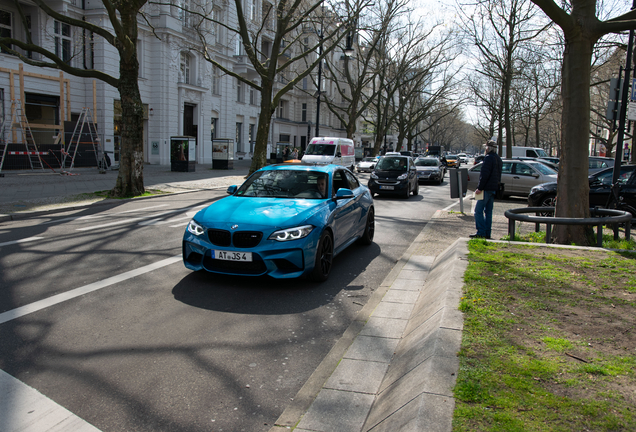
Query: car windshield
[
  {"left": 529, "top": 162, "right": 557, "bottom": 175},
  {"left": 236, "top": 170, "right": 329, "bottom": 199},
  {"left": 447, "top": 155, "right": 458, "bottom": 160},
  {"left": 376, "top": 157, "right": 408, "bottom": 171},
  {"left": 415, "top": 159, "right": 438, "bottom": 167},
  {"left": 304, "top": 144, "right": 336, "bottom": 156}
]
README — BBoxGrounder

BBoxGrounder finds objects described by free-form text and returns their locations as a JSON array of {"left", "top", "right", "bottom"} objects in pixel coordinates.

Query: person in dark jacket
[{"left": 471, "top": 140, "right": 503, "bottom": 239}]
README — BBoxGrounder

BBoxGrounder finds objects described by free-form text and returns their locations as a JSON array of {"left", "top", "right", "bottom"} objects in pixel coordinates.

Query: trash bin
[
  {"left": 449, "top": 168, "right": 468, "bottom": 198},
  {"left": 170, "top": 136, "right": 196, "bottom": 172}
]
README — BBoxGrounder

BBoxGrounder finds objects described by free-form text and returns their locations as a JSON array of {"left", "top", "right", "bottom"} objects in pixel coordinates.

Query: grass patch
[
  {"left": 92, "top": 189, "right": 169, "bottom": 199},
  {"left": 501, "top": 229, "right": 636, "bottom": 251},
  {"left": 453, "top": 240, "right": 636, "bottom": 431}
]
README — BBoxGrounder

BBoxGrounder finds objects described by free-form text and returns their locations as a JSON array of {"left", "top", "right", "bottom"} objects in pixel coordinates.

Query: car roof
[{"left": 261, "top": 163, "right": 342, "bottom": 173}]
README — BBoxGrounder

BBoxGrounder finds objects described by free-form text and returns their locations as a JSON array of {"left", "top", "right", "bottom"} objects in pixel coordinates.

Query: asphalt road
[{"left": 0, "top": 175, "right": 457, "bottom": 432}]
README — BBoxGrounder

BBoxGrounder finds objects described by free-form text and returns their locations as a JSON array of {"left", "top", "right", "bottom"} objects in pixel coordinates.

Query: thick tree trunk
[
  {"left": 111, "top": 9, "right": 144, "bottom": 198},
  {"left": 249, "top": 84, "right": 275, "bottom": 175},
  {"left": 553, "top": 33, "right": 595, "bottom": 244}
]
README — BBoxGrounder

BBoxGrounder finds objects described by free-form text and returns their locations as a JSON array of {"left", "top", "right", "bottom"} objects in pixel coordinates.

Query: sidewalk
[
  {"left": 270, "top": 203, "right": 513, "bottom": 432},
  {"left": 0, "top": 160, "right": 252, "bottom": 219}
]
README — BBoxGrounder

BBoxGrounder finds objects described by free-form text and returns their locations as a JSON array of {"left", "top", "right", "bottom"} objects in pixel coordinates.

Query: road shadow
[{"left": 172, "top": 242, "right": 381, "bottom": 315}]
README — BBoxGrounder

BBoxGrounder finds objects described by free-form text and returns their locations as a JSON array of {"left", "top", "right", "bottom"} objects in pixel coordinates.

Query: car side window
[
  {"left": 344, "top": 171, "right": 360, "bottom": 189},
  {"left": 514, "top": 163, "right": 534, "bottom": 176},
  {"left": 502, "top": 162, "right": 513, "bottom": 174},
  {"left": 332, "top": 170, "right": 349, "bottom": 193}
]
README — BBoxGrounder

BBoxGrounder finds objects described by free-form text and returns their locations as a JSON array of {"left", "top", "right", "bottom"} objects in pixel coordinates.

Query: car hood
[
  {"left": 373, "top": 169, "right": 407, "bottom": 179},
  {"left": 195, "top": 196, "right": 328, "bottom": 229}
]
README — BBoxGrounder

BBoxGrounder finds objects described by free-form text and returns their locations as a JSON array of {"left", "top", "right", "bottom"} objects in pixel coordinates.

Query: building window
[
  {"left": 0, "top": 10, "right": 12, "bottom": 54},
  {"left": 247, "top": 0, "right": 255, "bottom": 20},
  {"left": 180, "top": 52, "right": 190, "bottom": 84},
  {"left": 211, "top": 66, "right": 220, "bottom": 95},
  {"left": 211, "top": 117, "right": 217, "bottom": 140},
  {"left": 278, "top": 100, "right": 286, "bottom": 119},
  {"left": 249, "top": 87, "right": 256, "bottom": 105},
  {"left": 54, "top": 20, "right": 71, "bottom": 65},
  {"left": 236, "top": 122, "right": 243, "bottom": 150},
  {"left": 237, "top": 79, "right": 244, "bottom": 102},
  {"left": 301, "top": 103, "right": 307, "bottom": 122}
]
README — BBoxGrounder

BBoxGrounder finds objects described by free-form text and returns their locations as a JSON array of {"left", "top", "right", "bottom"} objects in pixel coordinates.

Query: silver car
[
  {"left": 414, "top": 157, "right": 445, "bottom": 184},
  {"left": 467, "top": 159, "right": 558, "bottom": 198},
  {"left": 356, "top": 157, "right": 378, "bottom": 173}
]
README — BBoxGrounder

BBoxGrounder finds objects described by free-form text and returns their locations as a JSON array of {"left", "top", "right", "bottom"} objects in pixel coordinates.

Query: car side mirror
[
  {"left": 335, "top": 188, "right": 354, "bottom": 199},
  {"left": 336, "top": 152, "right": 342, "bottom": 157},
  {"left": 226, "top": 185, "right": 238, "bottom": 195},
  {"left": 532, "top": 173, "right": 540, "bottom": 178}
]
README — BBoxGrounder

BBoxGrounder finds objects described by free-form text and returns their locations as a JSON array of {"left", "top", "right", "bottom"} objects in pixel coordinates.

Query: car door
[
  {"left": 510, "top": 162, "right": 538, "bottom": 195},
  {"left": 589, "top": 166, "right": 635, "bottom": 207},
  {"left": 330, "top": 169, "right": 358, "bottom": 249},
  {"left": 500, "top": 162, "right": 514, "bottom": 194}
]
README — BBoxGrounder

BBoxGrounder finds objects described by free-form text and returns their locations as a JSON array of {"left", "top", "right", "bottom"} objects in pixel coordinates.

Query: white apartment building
[{"left": 0, "top": 0, "right": 349, "bottom": 169}]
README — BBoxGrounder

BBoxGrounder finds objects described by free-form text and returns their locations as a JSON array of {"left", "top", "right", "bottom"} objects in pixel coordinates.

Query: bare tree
[
  {"left": 321, "top": 0, "right": 408, "bottom": 140},
  {"left": 531, "top": 0, "right": 636, "bottom": 244},
  {"left": 185, "top": 0, "right": 368, "bottom": 174},
  {"left": 459, "top": 0, "right": 551, "bottom": 157},
  {"left": 1, "top": 0, "right": 148, "bottom": 197}
]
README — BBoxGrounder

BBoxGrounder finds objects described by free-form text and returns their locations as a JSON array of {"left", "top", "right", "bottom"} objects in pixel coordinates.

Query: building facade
[{"left": 0, "top": 0, "right": 350, "bottom": 169}]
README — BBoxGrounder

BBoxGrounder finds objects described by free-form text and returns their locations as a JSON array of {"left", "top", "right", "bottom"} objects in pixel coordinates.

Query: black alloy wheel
[
  {"left": 358, "top": 207, "right": 375, "bottom": 245},
  {"left": 309, "top": 231, "right": 334, "bottom": 282}
]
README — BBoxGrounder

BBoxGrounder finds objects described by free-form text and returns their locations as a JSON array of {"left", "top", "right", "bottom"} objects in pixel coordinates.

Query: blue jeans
[{"left": 474, "top": 190, "right": 496, "bottom": 237}]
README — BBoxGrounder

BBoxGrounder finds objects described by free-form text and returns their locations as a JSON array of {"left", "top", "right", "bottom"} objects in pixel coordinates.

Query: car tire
[
  {"left": 358, "top": 207, "right": 375, "bottom": 245},
  {"left": 413, "top": 182, "right": 419, "bottom": 196},
  {"left": 308, "top": 230, "right": 334, "bottom": 282},
  {"left": 403, "top": 183, "right": 411, "bottom": 199}
]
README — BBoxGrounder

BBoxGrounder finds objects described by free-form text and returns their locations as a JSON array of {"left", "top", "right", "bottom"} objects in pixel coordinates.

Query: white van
[
  {"left": 510, "top": 146, "right": 549, "bottom": 158},
  {"left": 301, "top": 137, "right": 356, "bottom": 171}
]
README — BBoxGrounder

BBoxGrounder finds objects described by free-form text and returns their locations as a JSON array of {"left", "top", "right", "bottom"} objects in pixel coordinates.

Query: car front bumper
[
  {"left": 368, "top": 178, "right": 409, "bottom": 194},
  {"left": 182, "top": 228, "right": 321, "bottom": 279}
]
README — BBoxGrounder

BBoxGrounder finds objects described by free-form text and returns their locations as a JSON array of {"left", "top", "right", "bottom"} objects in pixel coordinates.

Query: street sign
[{"left": 632, "top": 78, "right": 636, "bottom": 101}]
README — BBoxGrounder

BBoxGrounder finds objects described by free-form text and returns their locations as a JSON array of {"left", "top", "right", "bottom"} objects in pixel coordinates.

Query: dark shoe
[{"left": 469, "top": 233, "right": 484, "bottom": 238}]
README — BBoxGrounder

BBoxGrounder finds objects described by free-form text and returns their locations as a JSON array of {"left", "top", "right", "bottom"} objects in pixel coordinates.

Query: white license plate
[
  {"left": 380, "top": 185, "right": 394, "bottom": 190},
  {"left": 211, "top": 250, "right": 253, "bottom": 262}
]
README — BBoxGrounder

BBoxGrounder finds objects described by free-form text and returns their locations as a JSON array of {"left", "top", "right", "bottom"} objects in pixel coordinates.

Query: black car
[
  {"left": 368, "top": 155, "right": 419, "bottom": 198},
  {"left": 528, "top": 165, "right": 636, "bottom": 215}
]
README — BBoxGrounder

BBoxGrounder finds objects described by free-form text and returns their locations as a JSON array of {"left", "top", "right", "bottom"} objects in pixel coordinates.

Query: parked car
[
  {"left": 182, "top": 163, "right": 375, "bottom": 281},
  {"left": 467, "top": 159, "right": 558, "bottom": 198},
  {"left": 474, "top": 155, "right": 485, "bottom": 165},
  {"left": 528, "top": 165, "right": 636, "bottom": 214},
  {"left": 588, "top": 156, "right": 615, "bottom": 174},
  {"left": 540, "top": 156, "right": 560, "bottom": 166},
  {"left": 457, "top": 153, "right": 469, "bottom": 163},
  {"left": 356, "top": 157, "right": 377, "bottom": 173},
  {"left": 368, "top": 155, "right": 419, "bottom": 198},
  {"left": 445, "top": 154, "right": 460, "bottom": 168},
  {"left": 509, "top": 156, "right": 560, "bottom": 172},
  {"left": 414, "top": 157, "right": 445, "bottom": 185}
]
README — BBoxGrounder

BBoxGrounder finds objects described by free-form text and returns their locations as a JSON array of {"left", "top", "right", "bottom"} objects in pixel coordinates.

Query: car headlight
[
  {"left": 187, "top": 219, "right": 205, "bottom": 236},
  {"left": 530, "top": 184, "right": 549, "bottom": 194},
  {"left": 397, "top": 173, "right": 408, "bottom": 180},
  {"left": 370, "top": 172, "right": 379, "bottom": 179},
  {"left": 268, "top": 225, "right": 314, "bottom": 242}
]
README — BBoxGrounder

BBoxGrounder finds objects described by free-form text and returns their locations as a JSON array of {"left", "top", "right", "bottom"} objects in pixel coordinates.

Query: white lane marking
[
  {"left": 138, "top": 215, "right": 192, "bottom": 227},
  {"left": 0, "top": 237, "right": 44, "bottom": 248},
  {"left": 43, "top": 204, "right": 169, "bottom": 225},
  {"left": 443, "top": 202, "right": 459, "bottom": 211},
  {"left": 170, "top": 222, "right": 189, "bottom": 228},
  {"left": 76, "top": 209, "right": 182, "bottom": 231},
  {"left": 77, "top": 205, "right": 205, "bottom": 231},
  {"left": 0, "top": 255, "right": 181, "bottom": 325},
  {"left": 0, "top": 369, "right": 101, "bottom": 432}
]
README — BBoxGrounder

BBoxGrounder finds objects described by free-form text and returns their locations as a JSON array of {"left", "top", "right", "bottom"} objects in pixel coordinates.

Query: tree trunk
[
  {"left": 111, "top": 12, "right": 144, "bottom": 198},
  {"left": 553, "top": 32, "right": 595, "bottom": 244},
  {"left": 249, "top": 83, "right": 275, "bottom": 175}
]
